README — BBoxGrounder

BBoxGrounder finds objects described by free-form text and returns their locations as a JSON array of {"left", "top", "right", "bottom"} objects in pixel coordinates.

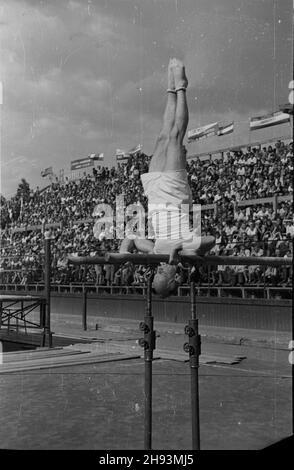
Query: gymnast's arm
[
  {"left": 169, "top": 236, "right": 216, "bottom": 264},
  {"left": 119, "top": 237, "right": 155, "bottom": 254}
]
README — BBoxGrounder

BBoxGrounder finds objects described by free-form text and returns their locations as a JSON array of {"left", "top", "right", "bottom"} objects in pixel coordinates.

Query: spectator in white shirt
[
  {"left": 286, "top": 221, "right": 294, "bottom": 238},
  {"left": 246, "top": 222, "right": 257, "bottom": 238}
]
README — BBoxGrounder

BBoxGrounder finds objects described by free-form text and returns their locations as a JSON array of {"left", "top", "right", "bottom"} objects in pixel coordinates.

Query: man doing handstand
[{"left": 120, "top": 59, "right": 215, "bottom": 297}]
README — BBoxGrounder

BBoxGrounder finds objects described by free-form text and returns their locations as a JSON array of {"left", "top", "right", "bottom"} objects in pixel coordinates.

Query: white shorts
[
  {"left": 141, "top": 170, "right": 200, "bottom": 249},
  {"left": 153, "top": 235, "right": 201, "bottom": 254}
]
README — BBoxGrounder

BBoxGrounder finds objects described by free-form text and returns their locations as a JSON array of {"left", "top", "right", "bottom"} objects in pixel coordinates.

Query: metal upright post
[
  {"left": 138, "top": 270, "right": 156, "bottom": 450},
  {"left": 82, "top": 288, "right": 88, "bottom": 331},
  {"left": 43, "top": 237, "right": 52, "bottom": 348},
  {"left": 289, "top": 238, "right": 294, "bottom": 434},
  {"left": 184, "top": 279, "right": 201, "bottom": 450}
]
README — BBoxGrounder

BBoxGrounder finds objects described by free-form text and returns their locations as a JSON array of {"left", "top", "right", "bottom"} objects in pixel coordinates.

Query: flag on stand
[
  {"left": 41, "top": 167, "right": 53, "bottom": 177},
  {"left": 217, "top": 121, "right": 234, "bottom": 136},
  {"left": 188, "top": 122, "right": 219, "bottom": 142},
  {"left": 89, "top": 153, "right": 104, "bottom": 161},
  {"left": 128, "top": 144, "right": 142, "bottom": 155},
  {"left": 250, "top": 111, "right": 290, "bottom": 131}
]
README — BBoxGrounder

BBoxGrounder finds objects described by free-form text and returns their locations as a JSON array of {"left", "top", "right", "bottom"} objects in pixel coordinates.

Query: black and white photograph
[{"left": 0, "top": 0, "right": 293, "bottom": 456}]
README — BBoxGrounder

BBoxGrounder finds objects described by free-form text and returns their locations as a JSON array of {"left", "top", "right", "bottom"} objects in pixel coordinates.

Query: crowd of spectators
[
  {"left": 0, "top": 139, "right": 293, "bottom": 293},
  {"left": 188, "top": 140, "right": 293, "bottom": 204}
]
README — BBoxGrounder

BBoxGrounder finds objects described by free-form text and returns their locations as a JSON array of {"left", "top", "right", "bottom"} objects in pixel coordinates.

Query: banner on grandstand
[
  {"left": 217, "top": 121, "right": 234, "bottom": 136},
  {"left": 71, "top": 157, "right": 94, "bottom": 171},
  {"left": 187, "top": 122, "right": 219, "bottom": 142},
  {"left": 250, "top": 111, "right": 290, "bottom": 131},
  {"left": 116, "top": 149, "right": 128, "bottom": 161},
  {"left": 41, "top": 167, "right": 53, "bottom": 177},
  {"left": 88, "top": 153, "right": 104, "bottom": 161},
  {"left": 116, "top": 145, "right": 142, "bottom": 161}
]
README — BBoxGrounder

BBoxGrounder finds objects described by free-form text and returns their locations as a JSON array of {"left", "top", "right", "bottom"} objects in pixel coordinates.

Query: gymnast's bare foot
[
  {"left": 172, "top": 58, "right": 188, "bottom": 89},
  {"left": 168, "top": 58, "right": 176, "bottom": 90}
]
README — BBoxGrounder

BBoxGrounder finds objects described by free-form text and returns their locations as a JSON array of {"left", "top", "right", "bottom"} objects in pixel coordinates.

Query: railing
[
  {"left": 177, "top": 285, "right": 292, "bottom": 300},
  {"left": 0, "top": 283, "right": 148, "bottom": 296},
  {"left": 0, "top": 282, "right": 291, "bottom": 300},
  {"left": 11, "top": 222, "right": 62, "bottom": 233}
]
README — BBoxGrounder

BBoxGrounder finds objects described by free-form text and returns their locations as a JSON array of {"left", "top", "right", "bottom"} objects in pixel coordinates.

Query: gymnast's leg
[
  {"left": 161, "top": 60, "right": 215, "bottom": 261},
  {"left": 149, "top": 59, "right": 177, "bottom": 173},
  {"left": 164, "top": 59, "right": 189, "bottom": 171}
]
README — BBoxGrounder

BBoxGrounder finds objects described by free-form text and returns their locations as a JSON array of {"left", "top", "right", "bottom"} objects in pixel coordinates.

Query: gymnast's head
[{"left": 152, "top": 264, "right": 179, "bottom": 298}]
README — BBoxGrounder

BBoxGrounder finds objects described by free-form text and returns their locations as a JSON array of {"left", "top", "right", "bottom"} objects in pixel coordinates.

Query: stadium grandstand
[{"left": 0, "top": 137, "right": 293, "bottom": 300}]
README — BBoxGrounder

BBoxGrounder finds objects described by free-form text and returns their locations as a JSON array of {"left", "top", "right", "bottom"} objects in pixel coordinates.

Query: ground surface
[{"left": 0, "top": 312, "right": 292, "bottom": 450}]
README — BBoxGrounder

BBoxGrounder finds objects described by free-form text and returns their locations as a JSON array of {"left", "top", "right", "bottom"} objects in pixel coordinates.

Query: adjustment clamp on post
[
  {"left": 139, "top": 316, "right": 156, "bottom": 357},
  {"left": 183, "top": 319, "right": 201, "bottom": 367}
]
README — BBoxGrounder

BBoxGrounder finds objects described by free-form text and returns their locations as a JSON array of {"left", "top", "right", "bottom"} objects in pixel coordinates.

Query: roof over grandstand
[{"left": 1, "top": 0, "right": 293, "bottom": 197}]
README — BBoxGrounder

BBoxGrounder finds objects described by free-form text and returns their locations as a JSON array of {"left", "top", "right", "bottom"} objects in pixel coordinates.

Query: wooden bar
[{"left": 68, "top": 253, "right": 293, "bottom": 267}]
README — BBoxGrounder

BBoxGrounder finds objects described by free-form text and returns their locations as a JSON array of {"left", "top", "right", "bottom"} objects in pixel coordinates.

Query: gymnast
[{"left": 120, "top": 59, "right": 215, "bottom": 297}]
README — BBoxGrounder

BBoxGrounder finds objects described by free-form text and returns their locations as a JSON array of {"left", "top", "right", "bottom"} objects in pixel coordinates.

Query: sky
[{"left": 0, "top": 0, "right": 293, "bottom": 197}]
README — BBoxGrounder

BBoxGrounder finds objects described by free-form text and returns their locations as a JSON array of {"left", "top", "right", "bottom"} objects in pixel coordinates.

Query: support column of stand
[
  {"left": 138, "top": 270, "right": 156, "bottom": 450},
  {"left": 43, "top": 237, "right": 53, "bottom": 348},
  {"left": 183, "top": 280, "right": 201, "bottom": 450},
  {"left": 40, "top": 301, "right": 46, "bottom": 330}
]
